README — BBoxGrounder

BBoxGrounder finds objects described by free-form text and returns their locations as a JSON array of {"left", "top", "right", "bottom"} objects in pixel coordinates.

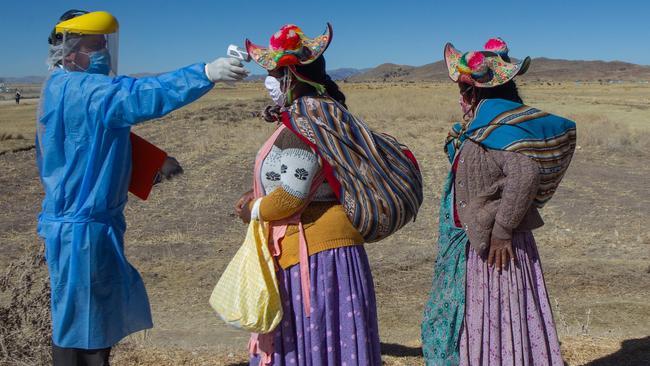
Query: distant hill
[
  {"left": 4, "top": 59, "right": 650, "bottom": 85},
  {"left": 349, "top": 58, "right": 650, "bottom": 82},
  {"left": 327, "top": 67, "right": 368, "bottom": 80},
  {"left": 520, "top": 58, "right": 650, "bottom": 81}
]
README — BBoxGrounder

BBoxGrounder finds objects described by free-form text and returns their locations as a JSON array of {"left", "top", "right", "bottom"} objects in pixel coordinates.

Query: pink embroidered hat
[
  {"left": 444, "top": 38, "right": 531, "bottom": 88},
  {"left": 246, "top": 23, "right": 333, "bottom": 71}
]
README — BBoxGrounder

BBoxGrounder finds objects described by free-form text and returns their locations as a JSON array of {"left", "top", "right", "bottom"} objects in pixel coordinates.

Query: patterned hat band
[{"left": 269, "top": 47, "right": 312, "bottom": 63}]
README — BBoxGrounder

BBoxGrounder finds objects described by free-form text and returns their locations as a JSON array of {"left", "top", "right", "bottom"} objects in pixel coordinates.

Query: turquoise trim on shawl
[{"left": 445, "top": 98, "right": 576, "bottom": 207}]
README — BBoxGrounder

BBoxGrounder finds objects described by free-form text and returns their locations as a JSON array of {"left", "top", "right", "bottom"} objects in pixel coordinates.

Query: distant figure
[
  {"left": 15, "top": 90, "right": 21, "bottom": 104},
  {"left": 421, "top": 38, "right": 576, "bottom": 366}
]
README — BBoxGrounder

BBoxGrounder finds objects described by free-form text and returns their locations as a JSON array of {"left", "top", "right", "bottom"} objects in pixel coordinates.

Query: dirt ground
[{"left": 1, "top": 82, "right": 649, "bottom": 365}]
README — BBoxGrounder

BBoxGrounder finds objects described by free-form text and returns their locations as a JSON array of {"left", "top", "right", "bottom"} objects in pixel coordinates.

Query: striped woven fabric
[
  {"left": 282, "top": 96, "right": 423, "bottom": 242},
  {"left": 446, "top": 98, "right": 577, "bottom": 207}
]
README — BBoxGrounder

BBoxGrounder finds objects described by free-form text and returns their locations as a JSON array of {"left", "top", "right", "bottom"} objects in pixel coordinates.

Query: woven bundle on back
[{"left": 283, "top": 96, "right": 423, "bottom": 242}]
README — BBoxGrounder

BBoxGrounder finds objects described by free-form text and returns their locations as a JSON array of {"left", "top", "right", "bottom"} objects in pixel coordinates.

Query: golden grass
[
  {"left": 0, "top": 100, "right": 37, "bottom": 154},
  {"left": 1, "top": 82, "right": 649, "bottom": 365},
  {"left": 110, "top": 336, "right": 650, "bottom": 366},
  {"left": 2, "top": 82, "right": 649, "bottom": 155}
]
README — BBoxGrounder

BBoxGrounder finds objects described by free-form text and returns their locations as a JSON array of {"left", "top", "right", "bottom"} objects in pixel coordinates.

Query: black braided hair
[
  {"left": 294, "top": 56, "right": 347, "bottom": 109},
  {"left": 460, "top": 80, "right": 523, "bottom": 120}
]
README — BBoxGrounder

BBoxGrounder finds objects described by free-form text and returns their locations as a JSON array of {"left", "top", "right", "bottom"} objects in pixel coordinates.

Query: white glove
[{"left": 205, "top": 57, "right": 249, "bottom": 82}]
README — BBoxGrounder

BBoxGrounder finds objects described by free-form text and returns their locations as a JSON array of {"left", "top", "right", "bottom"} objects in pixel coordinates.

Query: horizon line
[{"left": 2, "top": 56, "right": 650, "bottom": 79}]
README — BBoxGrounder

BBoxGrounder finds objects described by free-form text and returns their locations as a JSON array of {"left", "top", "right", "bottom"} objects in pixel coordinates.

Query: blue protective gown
[{"left": 35, "top": 63, "right": 213, "bottom": 349}]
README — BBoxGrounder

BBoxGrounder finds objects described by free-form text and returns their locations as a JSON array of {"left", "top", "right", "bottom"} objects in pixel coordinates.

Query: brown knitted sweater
[{"left": 454, "top": 140, "right": 544, "bottom": 253}]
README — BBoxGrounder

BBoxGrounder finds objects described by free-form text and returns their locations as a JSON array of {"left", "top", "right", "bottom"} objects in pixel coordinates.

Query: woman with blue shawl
[{"left": 421, "top": 38, "right": 576, "bottom": 365}]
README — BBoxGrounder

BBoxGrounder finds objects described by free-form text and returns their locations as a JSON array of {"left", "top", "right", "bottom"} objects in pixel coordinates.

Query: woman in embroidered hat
[
  {"left": 420, "top": 38, "right": 576, "bottom": 365},
  {"left": 235, "top": 23, "right": 383, "bottom": 366}
]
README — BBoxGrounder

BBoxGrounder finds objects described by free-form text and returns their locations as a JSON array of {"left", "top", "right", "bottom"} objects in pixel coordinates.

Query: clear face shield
[{"left": 48, "top": 31, "right": 119, "bottom": 76}]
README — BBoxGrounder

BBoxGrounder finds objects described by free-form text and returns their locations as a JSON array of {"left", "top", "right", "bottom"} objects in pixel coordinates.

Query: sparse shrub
[
  {"left": 569, "top": 113, "right": 649, "bottom": 154},
  {"left": 0, "top": 133, "right": 25, "bottom": 141}
]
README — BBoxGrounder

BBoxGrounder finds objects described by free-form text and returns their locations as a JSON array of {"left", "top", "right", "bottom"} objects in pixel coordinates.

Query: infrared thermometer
[{"left": 227, "top": 44, "right": 251, "bottom": 62}]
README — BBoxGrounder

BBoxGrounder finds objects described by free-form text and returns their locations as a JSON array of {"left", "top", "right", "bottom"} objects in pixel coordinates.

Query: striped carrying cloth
[
  {"left": 282, "top": 96, "right": 423, "bottom": 242},
  {"left": 446, "top": 98, "right": 577, "bottom": 207}
]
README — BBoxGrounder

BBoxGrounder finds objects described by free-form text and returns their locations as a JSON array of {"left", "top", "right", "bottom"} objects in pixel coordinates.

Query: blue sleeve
[{"left": 83, "top": 63, "right": 214, "bottom": 128}]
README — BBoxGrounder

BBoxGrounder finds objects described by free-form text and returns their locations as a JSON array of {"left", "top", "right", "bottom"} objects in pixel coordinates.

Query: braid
[
  {"left": 294, "top": 55, "right": 348, "bottom": 109},
  {"left": 474, "top": 80, "right": 523, "bottom": 105},
  {"left": 324, "top": 75, "right": 347, "bottom": 109}
]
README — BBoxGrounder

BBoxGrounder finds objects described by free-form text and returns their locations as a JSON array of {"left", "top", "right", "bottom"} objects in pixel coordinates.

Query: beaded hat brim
[
  {"left": 444, "top": 42, "right": 530, "bottom": 88},
  {"left": 246, "top": 23, "right": 333, "bottom": 71}
]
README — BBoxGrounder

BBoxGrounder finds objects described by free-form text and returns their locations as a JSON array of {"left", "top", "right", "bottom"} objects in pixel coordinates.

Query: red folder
[{"left": 129, "top": 132, "right": 168, "bottom": 200}]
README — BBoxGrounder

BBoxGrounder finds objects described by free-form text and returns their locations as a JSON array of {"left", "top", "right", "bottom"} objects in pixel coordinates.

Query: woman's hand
[
  {"left": 262, "top": 105, "right": 281, "bottom": 123},
  {"left": 160, "top": 156, "right": 183, "bottom": 179},
  {"left": 154, "top": 156, "right": 183, "bottom": 185},
  {"left": 487, "top": 237, "right": 516, "bottom": 271},
  {"left": 235, "top": 189, "right": 254, "bottom": 223}
]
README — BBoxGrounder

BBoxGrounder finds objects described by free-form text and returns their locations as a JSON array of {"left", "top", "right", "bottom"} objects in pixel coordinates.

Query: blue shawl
[{"left": 445, "top": 98, "right": 576, "bottom": 207}]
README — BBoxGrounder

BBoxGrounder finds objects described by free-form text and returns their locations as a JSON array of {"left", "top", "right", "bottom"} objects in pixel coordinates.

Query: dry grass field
[{"left": 1, "top": 82, "right": 649, "bottom": 365}]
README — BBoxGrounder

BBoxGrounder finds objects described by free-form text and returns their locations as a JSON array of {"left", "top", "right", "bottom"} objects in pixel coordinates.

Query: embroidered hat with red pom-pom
[
  {"left": 246, "top": 23, "right": 332, "bottom": 71},
  {"left": 444, "top": 38, "right": 530, "bottom": 88}
]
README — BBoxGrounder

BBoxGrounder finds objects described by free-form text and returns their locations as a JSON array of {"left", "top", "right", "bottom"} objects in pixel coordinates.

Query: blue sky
[{"left": 1, "top": 0, "right": 649, "bottom": 77}]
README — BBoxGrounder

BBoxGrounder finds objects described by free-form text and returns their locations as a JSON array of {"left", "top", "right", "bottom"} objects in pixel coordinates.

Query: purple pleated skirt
[
  {"left": 459, "top": 231, "right": 564, "bottom": 366},
  {"left": 250, "top": 245, "right": 382, "bottom": 366}
]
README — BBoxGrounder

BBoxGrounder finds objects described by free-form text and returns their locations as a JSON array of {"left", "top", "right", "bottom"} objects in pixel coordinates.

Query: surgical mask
[
  {"left": 264, "top": 75, "right": 285, "bottom": 106},
  {"left": 79, "top": 49, "right": 111, "bottom": 75}
]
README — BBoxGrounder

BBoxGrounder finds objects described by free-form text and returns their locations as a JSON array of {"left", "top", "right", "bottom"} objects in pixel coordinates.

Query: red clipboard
[{"left": 129, "top": 132, "right": 168, "bottom": 200}]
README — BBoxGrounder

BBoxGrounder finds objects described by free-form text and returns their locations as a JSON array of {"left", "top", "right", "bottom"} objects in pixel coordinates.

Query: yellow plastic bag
[{"left": 209, "top": 219, "right": 283, "bottom": 333}]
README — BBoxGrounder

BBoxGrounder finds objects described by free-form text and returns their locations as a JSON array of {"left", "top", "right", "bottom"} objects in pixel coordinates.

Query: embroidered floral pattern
[
  {"left": 266, "top": 171, "right": 281, "bottom": 181},
  {"left": 294, "top": 168, "right": 309, "bottom": 180}
]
